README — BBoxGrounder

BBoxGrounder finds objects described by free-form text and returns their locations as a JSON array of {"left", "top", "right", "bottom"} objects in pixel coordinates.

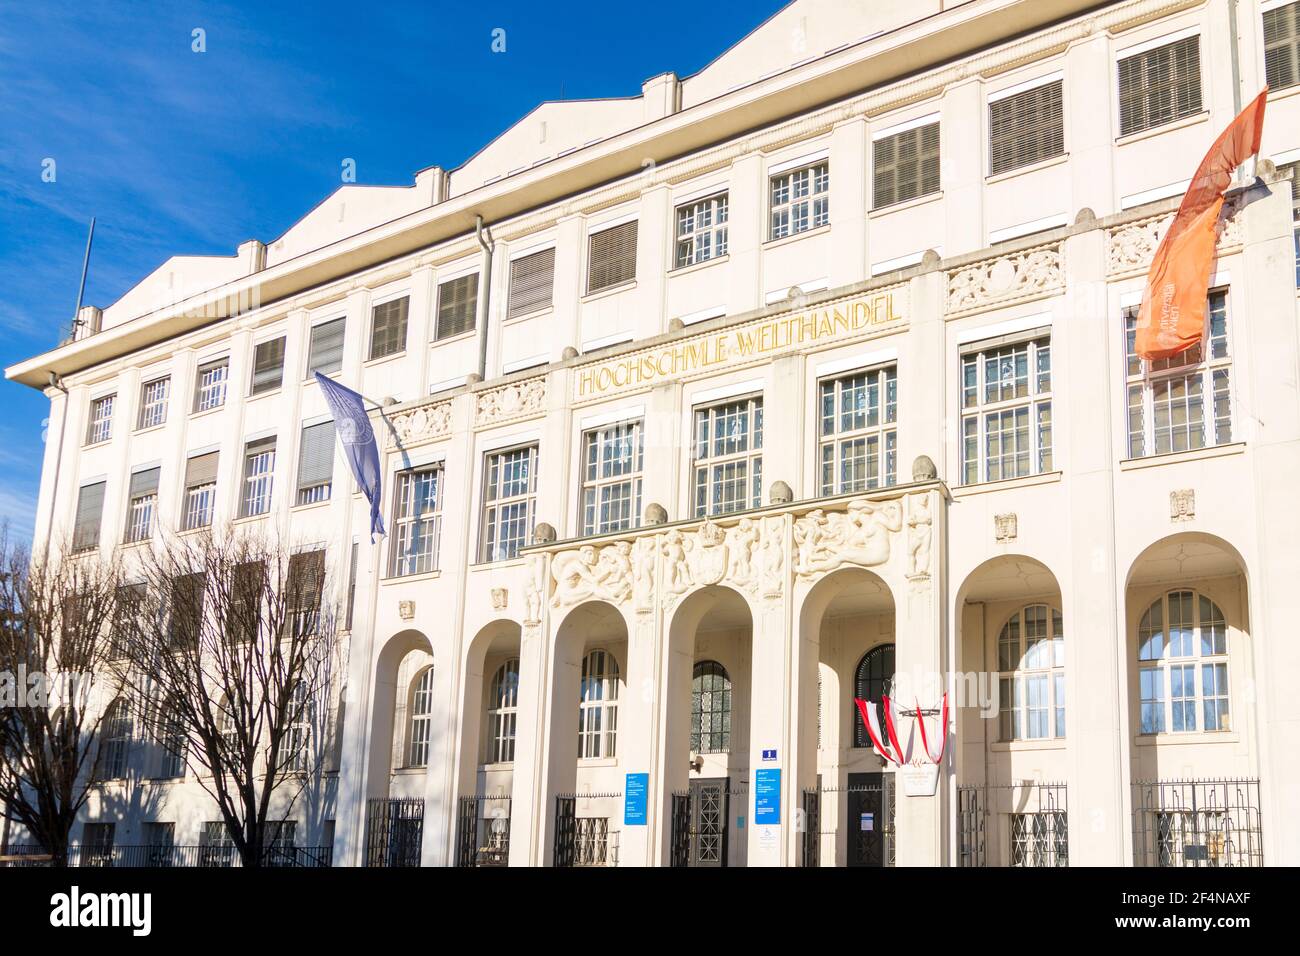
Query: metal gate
[
  {"left": 553, "top": 796, "right": 576, "bottom": 867},
  {"left": 801, "top": 788, "right": 820, "bottom": 867},
  {"left": 803, "top": 776, "right": 895, "bottom": 867},
  {"left": 455, "top": 795, "right": 512, "bottom": 867},
  {"left": 554, "top": 792, "right": 621, "bottom": 867},
  {"left": 365, "top": 797, "right": 424, "bottom": 868},
  {"left": 958, "top": 785, "right": 987, "bottom": 867},
  {"left": 957, "top": 781, "right": 1067, "bottom": 867},
  {"left": 669, "top": 778, "right": 730, "bottom": 867},
  {"left": 1132, "top": 778, "right": 1262, "bottom": 867}
]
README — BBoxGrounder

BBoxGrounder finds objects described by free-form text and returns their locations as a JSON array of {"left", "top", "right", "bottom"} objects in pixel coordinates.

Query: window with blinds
[
  {"left": 251, "top": 337, "right": 285, "bottom": 395},
  {"left": 988, "top": 79, "right": 1065, "bottom": 176},
  {"left": 1265, "top": 2, "right": 1300, "bottom": 91},
  {"left": 240, "top": 437, "right": 276, "bottom": 517},
  {"left": 1281, "top": 162, "right": 1300, "bottom": 286},
  {"left": 369, "top": 296, "right": 409, "bottom": 360},
  {"left": 193, "top": 358, "right": 228, "bottom": 412},
  {"left": 873, "top": 121, "right": 940, "bottom": 209},
  {"left": 296, "top": 421, "right": 335, "bottom": 505},
  {"left": 137, "top": 377, "right": 169, "bottom": 430},
  {"left": 507, "top": 248, "right": 555, "bottom": 319},
  {"left": 307, "top": 318, "right": 345, "bottom": 376},
  {"left": 73, "top": 480, "right": 106, "bottom": 552},
  {"left": 1117, "top": 36, "right": 1203, "bottom": 136},
  {"left": 183, "top": 451, "right": 219, "bottom": 530},
  {"left": 125, "top": 466, "right": 160, "bottom": 543},
  {"left": 586, "top": 221, "right": 638, "bottom": 294},
  {"left": 436, "top": 274, "right": 479, "bottom": 340}
]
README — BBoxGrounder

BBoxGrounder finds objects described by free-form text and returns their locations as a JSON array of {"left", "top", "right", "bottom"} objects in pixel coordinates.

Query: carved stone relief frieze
[
  {"left": 1106, "top": 195, "right": 1244, "bottom": 278},
  {"left": 946, "top": 243, "right": 1063, "bottom": 316},
  {"left": 387, "top": 399, "right": 453, "bottom": 450},
  {"left": 793, "top": 498, "right": 903, "bottom": 578},
  {"left": 475, "top": 376, "right": 546, "bottom": 428}
]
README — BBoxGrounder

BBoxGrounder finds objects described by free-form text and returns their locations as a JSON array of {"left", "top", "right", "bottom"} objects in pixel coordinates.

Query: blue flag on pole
[{"left": 314, "top": 372, "right": 386, "bottom": 539}]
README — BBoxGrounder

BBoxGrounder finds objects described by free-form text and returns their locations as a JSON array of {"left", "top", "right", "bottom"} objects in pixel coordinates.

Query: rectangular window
[
  {"left": 288, "top": 550, "right": 324, "bottom": 639},
  {"left": 154, "top": 701, "right": 186, "bottom": 780},
  {"left": 435, "top": 273, "right": 479, "bottom": 340},
  {"left": 819, "top": 367, "right": 897, "bottom": 495},
  {"left": 1264, "top": 2, "right": 1300, "bottom": 91},
  {"left": 124, "top": 466, "right": 160, "bottom": 543},
  {"left": 193, "top": 358, "right": 229, "bottom": 412},
  {"left": 86, "top": 394, "right": 114, "bottom": 445},
  {"left": 369, "top": 296, "right": 409, "bottom": 361},
  {"left": 961, "top": 334, "right": 1053, "bottom": 484},
  {"left": 1117, "top": 36, "right": 1202, "bottom": 137},
  {"left": 137, "top": 377, "right": 169, "bottom": 430},
  {"left": 82, "top": 823, "right": 115, "bottom": 866},
  {"left": 169, "top": 573, "right": 204, "bottom": 651},
  {"left": 251, "top": 336, "right": 285, "bottom": 395},
  {"left": 73, "top": 480, "right": 106, "bottom": 552},
  {"left": 507, "top": 247, "right": 555, "bottom": 319},
  {"left": 391, "top": 465, "right": 443, "bottom": 576},
  {"left": 481, "top": 445, "right": 538, "bottom": 562},
  {"left": 675, "top": 193, "right": 729, "bottom": 268},
  {"left": 1281, "top": 161, "right": 1300, "bottom": 287},
  {"left": 1124, "top": 290, "right": 1231, "bottom": 458},
  {"left": 1140, "top": 667, "right": 1166, "bottom": 734},
  {"left": 769, "top": 162, "right": 829, "bottom": 240},
  {"left": 989, "top": 79, "right": 1064, "bottom": 176},
  {"left": 239, "top": 437, "right": 276, "bottom": 518},
  {"left": 693, "top": 397, "right": 763, "bottom": 517},
  {"left": 183, "top": 451, "right": 218, "bottom": 530},
  {"left": 295, "top": 421, "right": 335, "bottom": 505},
  {"left": 580, "top": 420, "right": 643, "bottom": 535},
  {"left": 873, "top": 122, "right": 940, "bottom": 209},
  {"left": 345, "top": 539, "right": 359, "bottom": 630},
  {"left": 307, "top": 318, "right": 346, "bottom": 377},
  {"left": 586, "top": 221, "right": 638, "bottom": 293}
]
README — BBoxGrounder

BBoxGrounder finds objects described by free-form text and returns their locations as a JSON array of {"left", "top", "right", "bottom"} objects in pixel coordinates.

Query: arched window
[
  {"left": 853, "top": 644, "right": 895, "bottom": 748},
  {"left": 407, "top": 666, "right": 434, "bottom": 768},
  {"left": 100, "top": 698, "right": 133, "bottom": 779},
  {"left": 691, "top": 661, "right": 732, "bottom": 753},
  {"left": 1138, "top": 590, "right": 1229, "bottom": 734},
  {"left": 578, "top": 649, "right": 619, "bottom": 759},
  {"left": 998, "top": 605, "right": 1065, "bottom": 741},
  {"left": 487, "top": 659, "right": 520, "bottom": 764}
]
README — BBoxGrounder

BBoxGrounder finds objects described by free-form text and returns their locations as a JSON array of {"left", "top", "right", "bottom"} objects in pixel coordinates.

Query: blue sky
[{"left": 0, "top": 0, "right": 786, "bottom": 544}]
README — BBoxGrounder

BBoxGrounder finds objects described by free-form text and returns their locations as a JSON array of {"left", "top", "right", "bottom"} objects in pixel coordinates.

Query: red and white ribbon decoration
[
  {"left": 853, "top": 697, "right": 902, "bottom": 765},
  {"left": 915, "top": 692, "right": 949, "bottom": 764},
  {"left": 853, "top": 692, "right": 949, "bottom": 766}
]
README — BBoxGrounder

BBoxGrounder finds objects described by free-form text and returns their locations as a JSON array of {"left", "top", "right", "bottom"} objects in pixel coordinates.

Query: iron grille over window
[
  {"left": 675, "top": 193, "right": 729, "bottom": 267},
  {"left": 770, "top": 162, "right": 829, "bottom": 239},
  {"left": 307, "top": 318, "right": 345, "bottom": 376},
  {"left": 137, "top": 377, "right": 169, "bottom": 429},
  {"left": 193, "top": 358, "right": 229, "bottom": 412},
  {"left": 988, "top": 79, "right": 1064, "bottom": 176},
  {"left": 1132, "top": 778, "right": 1262, "bottom": 867},
  {"left": 1264, "top": 2, "right": 1300, "bottom": 91},
  {"left": 369, "top": 296, "right": 409, "bottom": 360},
  {"left": 251, "top": 337, "right": 285, "bottom": 395},
  {"left": 86, "top": 394, "right": 114, "bottom": 445},
  {"left": 873, "top": 122, "right": 940, "bottom": 209},
  {"left": 507, "top": 247, "right": 555, "bottom": 318},
  {"left": 819, "top": 366, "right": 898, "bottom": 494},
  {"left": 1117, "top": 36, "right": 1202, "bottom": 136},
  {"left": 587, "top": 221, "right": 638, "bottom": 293},
  {"left": 692, "top": 397, "right": 763, "bottom": 516},
  {"left": 436, "top": 273, "right": 479, "bottom": 340},
  {"left": 73, "top": 480, "right": 105, "bottom": 552},
  {"left": 295, "top": 421, "right": 335, "bottom": 505},
  {"left": 691, "top": 661, "right": 731, "bottom": 753}
]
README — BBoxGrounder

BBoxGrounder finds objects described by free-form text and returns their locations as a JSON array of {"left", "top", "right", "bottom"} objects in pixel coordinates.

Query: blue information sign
[
  {"left": 624, "top": 772, "right": 649, "bottom": 826},
  {"left": 754, "top": 768, "right": 781, "bottom": 825}
]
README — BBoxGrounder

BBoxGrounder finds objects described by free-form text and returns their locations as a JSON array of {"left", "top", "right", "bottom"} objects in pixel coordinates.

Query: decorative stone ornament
[
  {"left": 793, "top": 498, "right": 902, "bottom": 577},
  {"left": 994, "top": 513, "right": 1018, "bottom": 542},
  {"left": 644, "top": 502, "right": 668, "bottom": 525},
  {"left": 1170, "top": 489, "right": 1195, "bottom": 523},
  {"left": 532, "top": 522, "right": 557, "bottom": 544},
  {"left": 387, "top": 399, "right": 453, "bottom": 449},
  {"left": 945, "top": 242, "right": 1064, "bottom": 316},
  {"left": 769, "top": 481, "right": 793, "bottom": 505},
  {"left": 474, "top": 376, "right": 546, "bottom": 428},
  {"left": 490, "top": 587, "right": 508, "bottom": 610},
  {"left": 398, "top": 600, "right": 415, "bottom": 621},
  {"left": 911, "top": 455, "right": 937, "bottom": 481}
]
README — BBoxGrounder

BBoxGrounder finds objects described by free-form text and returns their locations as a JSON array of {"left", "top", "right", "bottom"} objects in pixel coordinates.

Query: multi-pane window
[
  {"left": 183, "top": 451, "right": 218, "bottom": 531},
  {"left": 287, "top": 550, "right": 324, "bottom": 640},
  {"left": 72, "top": 480, "right": 106, "bottom": 552},
  {"left": 580, "top": 420, "right": 643, "bottom": 535},
  {"left": 391, "top": 465, "right": 443, "bottom": 576},
  {"left": 819, "top": 367, "right": 898, "bottom": 495},
  {"left": 435, "top": 274, "right": 479, "bottom": 340},
  {"left": 100, "top": 698, "right": 133, "bottom": 779},
  {"left": 852, "top": 645, "right": 895, "bottom": 748},
  {"left": 1279, "top": 161, "right": 1300, "bottom": 287},
  {"left": 369, "top": 296, "right": 409, "bottom": 361},
  {"left": 407, "top": 666, "right": 434, "bottom": 768},
  {"left": 487, "top": 659, "right": 520, "bottom": 764},
  {"left": 137, "top": 377, "right": 169, "bottom": 429},
  {"left": 307, "top": 318, "right": 346, "bottom": 377},
  {"left": 693, "top": 397, "right": 763, "bottom": 517},
  {"left": 989, "top": 79, "right": 1065, "bottom": 176},
  {"left": 873, "top": 122, "right": 940, "bottom": 209},
  {"left": 507, "top": 248, "right": 555, "bottom": 319},
  {"left": 86, "top": 394, "right": 114, "bottom": 445},
  {"left": 769, "top": 162, "right": 829, "bottom": 239},
  {"left": 587, "top": 221, "right": 638, "bottom": 294},
  {"left": 1117, "top": 36, "right": 1203, "bottom": 137},
  {"left": 295, "top": 421, "right": 335, "bottom": 505},
  {"left": 480, "top": 445, "right": 538, "bottom": 562},
  {"left": 124, "top": 466, "right": 160, "bottom": 544},
  {"left": 675, "top": 193, "right": 729, "bottom": 268},
  {"left": 1125, "top": 291, "right": 1231, "bottom": 458},
  {"left": 239, "top": 437, "right": 276, "bottom": 517},
  {"left": 155, "top": 698, "right": 186, "bottom": 779},
  {"left": 169, "top": 573, "right": 204, "bottom": 651},
  {"left": 278, "top": 681, "right": 310, "bottom": 774},
  {"left": 251, "top": 336, "right": 286, "bottom": 395},
  {"left": 691, "top": 661, "right": 731, "bottom": 754},
  {"left": 1138, "top": 590, "right": 1230, "bottom": 734},
  {"left": 111, "top": 584, "right": 144, "bottom": 661},
  {"left": 997, "top": 605, "right": 1065, "bottom": 741},
  {"left": 578, "top": 649, "right": 619, "bottom": 760},
  {"left": 193, "top": 358, "right": 229, "bottom": 412},
  {"left": 143, "top": 822, "right": 176, "bottom": 865},
  {"left": 82, "top": 823, "right": 115, "bottom": 866},
  {"left": 961, "top": 335, "right": 1053, "bottom": 484},
  {"left": 1010, "top": 812, "right": 1069, "bottom": 867},
  {"left": 1264, "top": 1, "right": 1300, "bottom": 91}
]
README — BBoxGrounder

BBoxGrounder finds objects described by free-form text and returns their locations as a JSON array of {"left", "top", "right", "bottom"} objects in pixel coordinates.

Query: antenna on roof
[{"left": 68, "top": 217, "right": 96, "bottom": 340}]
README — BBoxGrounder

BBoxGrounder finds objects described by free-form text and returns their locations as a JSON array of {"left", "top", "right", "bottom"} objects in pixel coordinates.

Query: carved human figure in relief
[
  {"left": 524, "top": 554, "right": 546, "bottom": 623},
  {"left": 597, "top": 540, "right": 633, "bottom": 603},
  {"left": 759, "top": 516, "right": 785, "bottom": 594},
  {"left": 662, "top": 529, "right": 693, "bottom": 594},
  {"left": 632, "top": 536, "right": 657, "bottom": 608},
  {"left": 907, "top": 494, "right": 932, "bottom": 577},
  {"left": 550, "top": 546, "right": 602, "bottom": 606},
  {"left": 725, "top": 518, "right": 758, "bottom": 586},
  {"left": 795, "top": 499, "right": 903, "bottom": 575}
]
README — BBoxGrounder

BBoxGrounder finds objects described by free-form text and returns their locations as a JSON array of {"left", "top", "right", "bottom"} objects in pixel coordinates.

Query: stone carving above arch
[
  {"left": 388, "top": 399, "right": 453, "bottom": 449},
  {"left": 946, "top": 242, "right": 1063, "bottom": 316},
  {"left": 551, "top": 542, "right": 631, "bottom": 607},
  {"left": 475, "top": 376, "right": 546, "bottom": 428},
  {"left": 1106, "top": 195, "right": 1244, "bottom": 278},
  {"left": 793, "top": 498, "right": 903, "bottom": 578}
]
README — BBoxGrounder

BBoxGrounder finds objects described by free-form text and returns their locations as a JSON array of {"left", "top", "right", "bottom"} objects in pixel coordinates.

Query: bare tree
[
  {"left": 122, "top": 530, "right": 337, "bottom": 867},
  {"left": 0, "top": 531, "right": 125, "bottom": 865}
]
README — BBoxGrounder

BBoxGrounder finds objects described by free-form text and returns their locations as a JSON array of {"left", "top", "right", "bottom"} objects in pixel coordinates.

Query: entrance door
[
  {"left": 846, "top": 773, "right": 891, "bottom": 867},
  {"left": 689, "top": 778, "right": 729, "bottom": 867}
]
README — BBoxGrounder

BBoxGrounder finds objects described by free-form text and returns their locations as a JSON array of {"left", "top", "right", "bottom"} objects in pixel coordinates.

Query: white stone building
[{"left": 7, "top": 0, "right": 1300, "bottom": 867}]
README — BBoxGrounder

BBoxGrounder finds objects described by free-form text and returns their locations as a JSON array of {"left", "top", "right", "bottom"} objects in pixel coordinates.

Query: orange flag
[{"left": 1135, "top": 89, "right": 1268, "bottom": 361}]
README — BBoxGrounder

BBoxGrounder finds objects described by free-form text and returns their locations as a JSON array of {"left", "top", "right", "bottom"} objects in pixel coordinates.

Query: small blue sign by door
[
  {"left": 624, "top": 773, "right": 648, "bottom": 826},
  {"left": 754, "top": 768, "right": 781, "bottom": 825},
  {"left": 761, "top": 748, "right": 777, "bottom": 761}
]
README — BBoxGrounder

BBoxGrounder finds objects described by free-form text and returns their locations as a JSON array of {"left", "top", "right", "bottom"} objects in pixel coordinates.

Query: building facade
[{"left": 8, "top": 0, "right": 1300, "bottom": 867}]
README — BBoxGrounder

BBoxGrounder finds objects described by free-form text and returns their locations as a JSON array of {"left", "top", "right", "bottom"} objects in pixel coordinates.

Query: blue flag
[{"left": 314, "top": 372, "right": 386, "bottom": 539}]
